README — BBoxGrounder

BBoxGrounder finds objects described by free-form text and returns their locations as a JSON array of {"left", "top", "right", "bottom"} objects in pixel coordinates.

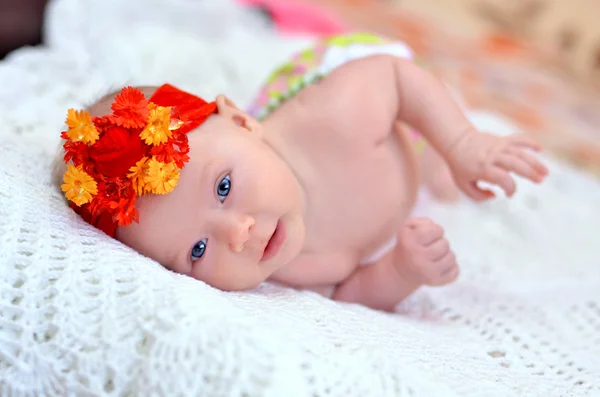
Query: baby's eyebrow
[{"left": 198, "top": 159, "right": 219, "bottom": 189}]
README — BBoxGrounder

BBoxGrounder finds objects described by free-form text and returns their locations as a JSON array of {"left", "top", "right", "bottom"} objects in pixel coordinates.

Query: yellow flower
[
  {"left": 127, "top": 157, "right": 150, "bottom": 196},
  {"left": 65, "top": 109, "right": 99, "bottom": 144},
  {"left": 140, "top": 104, "right": 172, "bottom": 146},
  {"left": 144, "top": 157, "right": 180, "bottom": 195},
  {"left": 61, "top": 164, "right": 98, "bottom": 206}
]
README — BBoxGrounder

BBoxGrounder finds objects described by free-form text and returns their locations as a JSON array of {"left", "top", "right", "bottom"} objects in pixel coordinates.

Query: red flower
[
  {"left": 94, "top": 177, "right": 131, "bottom": 203},
  {"left": 87, "top": 180, "right": 138, "bottom": 228},
  {"left": 62, "top": 131, "right": 90, "bottom": 167},
  {"left": 89, "top": 126, "right": 147, "bottom": 178},
  {"left": 171, "top": 130, "right": 190, "bottom": 153},
  {"left": 92, "top": 115, "right": 113, "bottom": 131},
  {"left": 61, "top": 83, "right": 220, "bottom": 238},
  {"left": 110, "top": 87, "right": 149, "bottom": 128},
  {"left": 86, "top": 181, "right": 111, "bottom": 217},
  {"left": 150, "top": 132, "right": 190, "bottom": 168},
  {"left": 110, "top": 196, "right": 139, "bottom": 226}
]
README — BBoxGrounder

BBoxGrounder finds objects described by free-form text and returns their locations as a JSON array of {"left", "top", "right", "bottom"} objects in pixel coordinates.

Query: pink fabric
[{"left": 236, "top": 0, "right": 346, "bottom": 35}]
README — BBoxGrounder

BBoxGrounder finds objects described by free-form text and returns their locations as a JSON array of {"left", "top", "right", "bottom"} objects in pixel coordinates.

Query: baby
[{"left": 55, "top": 33, "right": 548, "bottom": 312}]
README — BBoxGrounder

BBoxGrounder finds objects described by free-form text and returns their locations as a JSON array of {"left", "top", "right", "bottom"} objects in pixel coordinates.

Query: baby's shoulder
[{"left": 292, "top": 57, "right": 399, "bottom": 144}]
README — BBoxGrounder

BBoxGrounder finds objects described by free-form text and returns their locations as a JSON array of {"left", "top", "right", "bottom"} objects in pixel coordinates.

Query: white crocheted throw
[{"left": 1, "top": 0, "right": 599, "bottom": 396}]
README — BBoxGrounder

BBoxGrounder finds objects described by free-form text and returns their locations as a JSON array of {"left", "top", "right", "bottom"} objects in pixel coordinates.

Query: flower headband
[{"left": 60, "top": 84, "right": 218, "bottom": 237}]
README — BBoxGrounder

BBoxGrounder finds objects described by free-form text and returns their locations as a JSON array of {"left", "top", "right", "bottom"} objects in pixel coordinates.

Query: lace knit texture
[{"left": 1, "top": 0, "right": 599, "bottom": 395}]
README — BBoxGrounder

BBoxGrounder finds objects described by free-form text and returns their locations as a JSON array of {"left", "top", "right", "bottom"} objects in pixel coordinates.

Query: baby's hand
[
  {"left": 395, "top": 218, "right": 459, "bottom": 286},
  {"left": 447, "top": 130, "right": 549, "bottom": 200}
]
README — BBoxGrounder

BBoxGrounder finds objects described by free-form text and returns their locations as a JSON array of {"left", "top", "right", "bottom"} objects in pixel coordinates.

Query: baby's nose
[{"left": 226, "top": 215, "right": 255, "bottom": 253}]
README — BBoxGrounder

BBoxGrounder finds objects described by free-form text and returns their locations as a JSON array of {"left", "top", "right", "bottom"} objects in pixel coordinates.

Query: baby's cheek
[
  {"left": 190, "top": 259, "right": 217, "bottom": 285},
  {"left": 191, "top": 251, "right": 232, "bottom": 288},
  {"left": 195, "top": 254, "right": 263, "bottom": 291}
]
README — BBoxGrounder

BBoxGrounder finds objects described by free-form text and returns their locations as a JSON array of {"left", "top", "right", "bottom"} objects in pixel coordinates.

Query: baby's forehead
[{"left": 87, "top": 86, "right": 158, "bottom": 116}]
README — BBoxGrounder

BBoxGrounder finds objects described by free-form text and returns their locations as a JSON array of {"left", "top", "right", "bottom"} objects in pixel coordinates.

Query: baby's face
[{"left": 116, "top": 112, "right": 306, "bottom": 291}]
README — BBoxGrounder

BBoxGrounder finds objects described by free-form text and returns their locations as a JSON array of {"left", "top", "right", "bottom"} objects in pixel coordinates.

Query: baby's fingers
[
  {"left": 428, "top": 252, "right": 459, "bottom": 286},
  {"left": 506, "top": 147, "right": 549, "bottom": 179},
  {"left": 495, "top": 154, "right": 543, "bottom": 183},
  {"left": 485, "top": 167, "right": 517, "bottom": 196},
  {"left": 508, "top": 134, "right": 542, "bottom": 152},
  {"left": 462, "top": 181, "right": 495, "bottom": 201}
]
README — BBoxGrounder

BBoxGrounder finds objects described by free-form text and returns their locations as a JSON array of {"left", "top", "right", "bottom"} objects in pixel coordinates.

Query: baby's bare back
[{"left": 266, "top": 57, "right": 421, "bottom": 286}]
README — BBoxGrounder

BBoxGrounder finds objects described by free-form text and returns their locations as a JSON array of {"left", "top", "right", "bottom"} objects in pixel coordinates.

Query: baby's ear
[
  {"left": 216, "top": 95, "right": 240, "bottom": 112},
  {"left": 216, "top": 95, "right": 262, "bottom": 136}
]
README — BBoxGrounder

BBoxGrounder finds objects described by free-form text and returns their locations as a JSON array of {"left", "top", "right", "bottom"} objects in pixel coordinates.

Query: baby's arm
[
  {"left": 333, "top": 218, "right": 458, "bottom": 312},
  {"left": 391, "top": 58, "right": 474, "bottom": 158},
  {"left": 390, "top": 57, "right": 548, "bottom": 198},
  {"left": 315, "top": 54, "right": 548, "bottom": 200}
]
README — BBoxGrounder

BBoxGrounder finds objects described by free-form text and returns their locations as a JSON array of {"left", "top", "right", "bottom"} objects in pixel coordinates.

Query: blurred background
[
  {"left": 1, "top": 0, "right": 599, "bottom": 176},
  {"left": 0, "top": 0, "right": 46, "bottom": 60}
]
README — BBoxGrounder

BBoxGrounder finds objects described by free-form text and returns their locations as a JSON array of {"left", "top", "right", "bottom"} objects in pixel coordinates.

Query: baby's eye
[
  {"left": 216, "top": 174, "right": 231, "bottom": 203},
  {"left": 191, "top": 239, "right": 207, "bottom": 262}
]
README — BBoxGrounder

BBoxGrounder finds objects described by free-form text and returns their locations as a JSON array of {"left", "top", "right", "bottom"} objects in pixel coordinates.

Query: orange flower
[
  {"left": 109, "top": 197, "right": 139, "bottom": 226},
  {"left": 150, "top": 132, "right": 190, "bottom": 169},
  {"left": 140, "top": 104, "right": 172, "bottom": 146},
  {"left": 61, "top": 164, "right": 98, "bottom": 206},
  {"left": 65, "top": 109, "right": 99, "bottom": 144},
  {"left": 110, "top": 86, "right": 150, "bottom": 128},
  {"left": 127, "top": 157, "right": 150, "bottom": 195},
  {"left": 61, "top": 131, "right": 90, "bottom": 166},
  {"left": 57, "top": 83, "right": 218, "bottom": 238},
  {"left": 144, "top": 157, "right": 180, "bottom": 194}
]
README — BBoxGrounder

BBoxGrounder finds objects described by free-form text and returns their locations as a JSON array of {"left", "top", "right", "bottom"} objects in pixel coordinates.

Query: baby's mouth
[{"left": 260, "top": 220, "right": 286, "bottom": 262}]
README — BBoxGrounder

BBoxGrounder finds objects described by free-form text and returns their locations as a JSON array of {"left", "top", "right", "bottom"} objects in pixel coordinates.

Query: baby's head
[{"left": 54, "top": 84, "right": 305, "bottom": 291}]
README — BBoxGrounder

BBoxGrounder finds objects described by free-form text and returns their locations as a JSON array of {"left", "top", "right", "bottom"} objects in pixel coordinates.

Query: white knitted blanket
[{"left": 1, "top": 0, "right": 599, "bottom": 396}]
